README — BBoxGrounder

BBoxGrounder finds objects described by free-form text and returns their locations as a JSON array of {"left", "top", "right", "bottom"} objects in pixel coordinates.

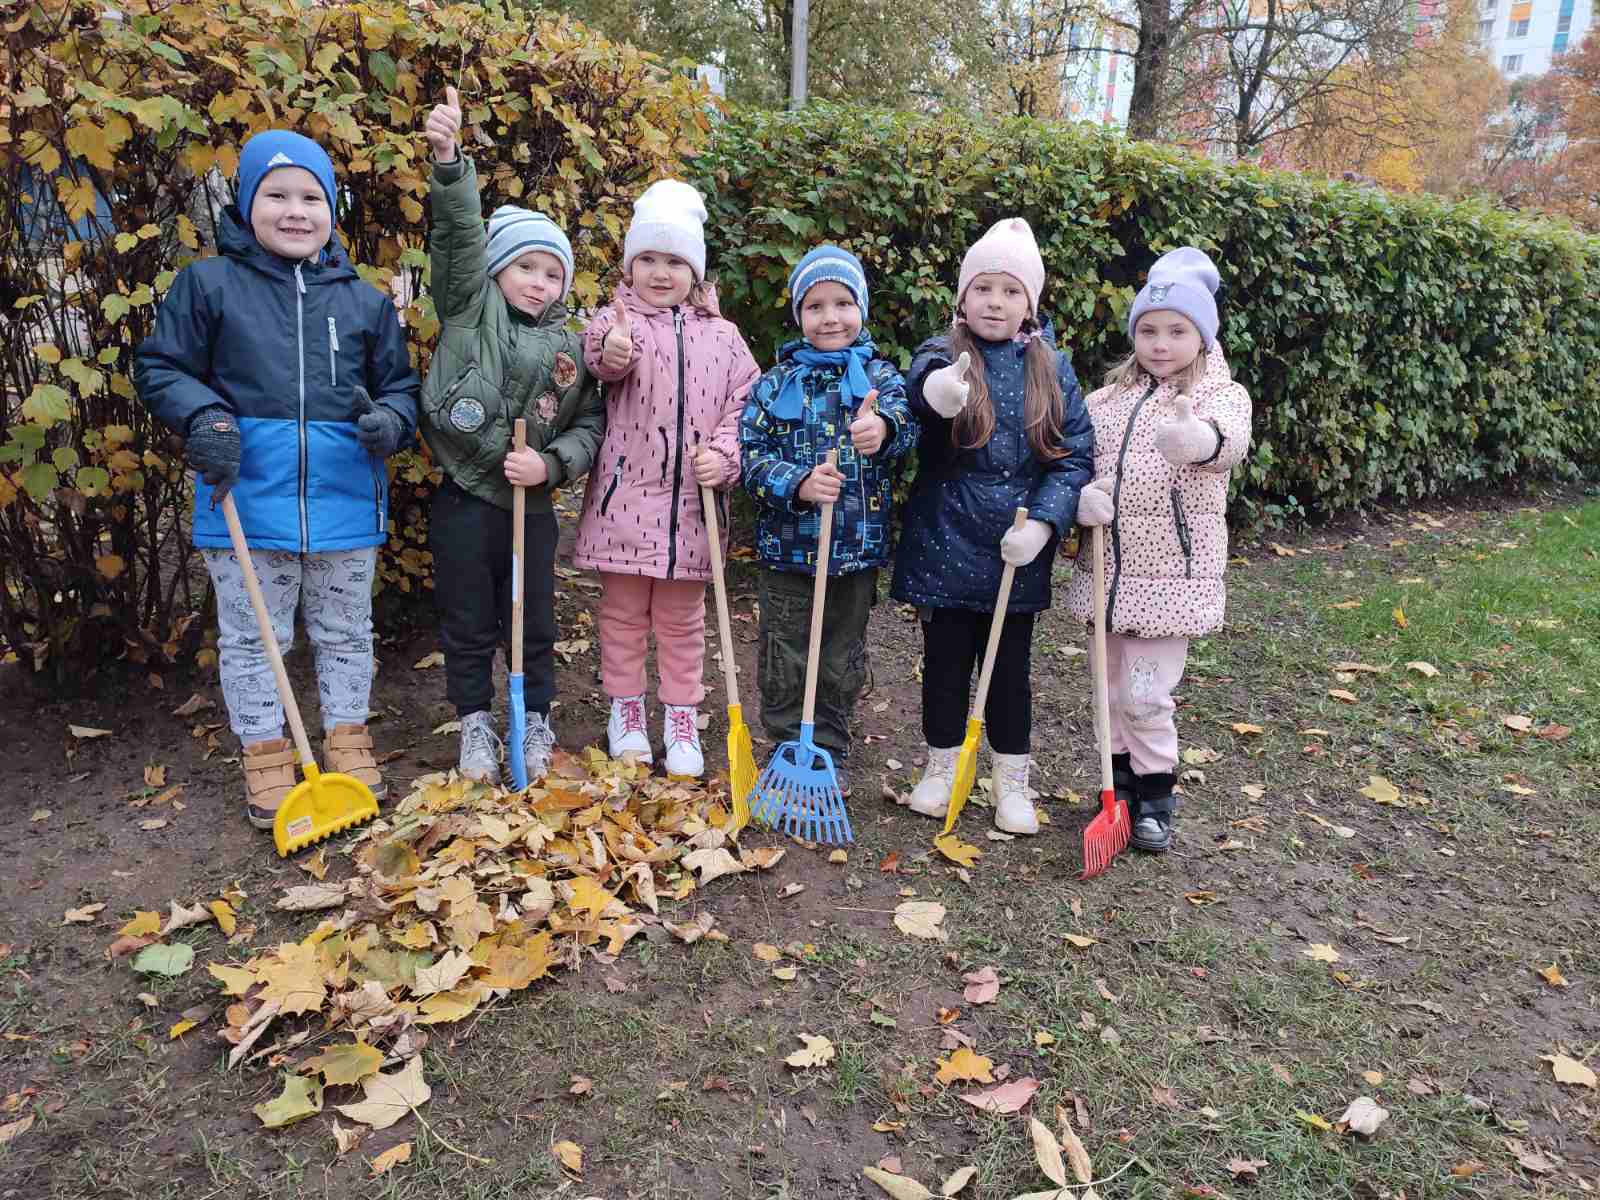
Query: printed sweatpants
[
  {"left": 203, "top": 546, "right": 377, "bottom": 745},
  {"left": 1102, "top": 632, "right": 1189, "bottom": 775}
]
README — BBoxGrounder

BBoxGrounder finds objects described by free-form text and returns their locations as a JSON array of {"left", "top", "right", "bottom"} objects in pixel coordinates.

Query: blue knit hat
[
  {"left": 788, "top": 245, "right": 868, "bottom": 325},
  {"left": 485, "top": 206, "right": 574, "bottom": 299},
  {"left": 237, "top": 130, "right": 337, "bottom": 224},
  {"left": 1127, "top": 247, "right": 1221, "bottom": 350}
]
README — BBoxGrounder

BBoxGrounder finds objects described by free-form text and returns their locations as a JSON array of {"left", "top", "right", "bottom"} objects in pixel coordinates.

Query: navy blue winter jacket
[
  {"left": 739, "top": 336, "right": 917, "bottom": 575},
  {"left": 891, "top": 328, "right": 1094, "bottom": 613},
  {"left": 136, "top": 208, "right": 419, "bottom": 553}
]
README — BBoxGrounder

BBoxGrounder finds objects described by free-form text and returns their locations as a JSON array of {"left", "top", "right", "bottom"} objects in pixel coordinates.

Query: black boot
[
  {"left": 1131, "top": 771, "right": 1176, "bottom": 852},
  {"left": 1112, "top": 752, "right": 1137, "bottom": 816}
]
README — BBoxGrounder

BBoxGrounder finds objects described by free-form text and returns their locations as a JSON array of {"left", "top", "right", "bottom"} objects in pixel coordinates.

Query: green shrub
[{"left": 692, "top": 104, "right": 1600, "bottom": 520}]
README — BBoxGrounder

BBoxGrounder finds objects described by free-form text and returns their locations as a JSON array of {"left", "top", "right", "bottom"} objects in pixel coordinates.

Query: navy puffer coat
[{"left": 890, "top": 328, "right": 1094, "bottom": 613}]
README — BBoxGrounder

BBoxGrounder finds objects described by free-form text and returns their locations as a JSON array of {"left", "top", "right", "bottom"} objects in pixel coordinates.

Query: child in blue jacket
[
  {"left": 136, "top": 130, "right": 419, "bottom": 834},
  {"left": 739, "top": 246, "right": 917, "bottom": 795}
]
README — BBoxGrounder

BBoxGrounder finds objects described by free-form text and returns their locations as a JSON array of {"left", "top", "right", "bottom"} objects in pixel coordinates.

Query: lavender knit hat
[{"left": 1127, "top": 247, "right": 1221, "bottom": 349}]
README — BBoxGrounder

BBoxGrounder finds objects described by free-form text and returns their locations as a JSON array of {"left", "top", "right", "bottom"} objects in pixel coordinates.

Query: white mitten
[
  {"left": 1000, "top": 518, "right": 1053, "bottom": 566},
  {"left": 1076, "top": 478, "right": 1115, "bottom": 527},
  {"left": 923, "top": 351, "right": 972, "bottom": 418},
  {"left": 1154, "top": 394, "right": 1222, "bottom": 466}
]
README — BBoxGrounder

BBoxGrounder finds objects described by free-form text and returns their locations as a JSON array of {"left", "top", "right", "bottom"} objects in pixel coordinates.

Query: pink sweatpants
[
  {"left": 597, "top": 572, "right": 707, "bottom": 706},
  {"left": 1102, "top": 632, "right": 1189, "bottom": 775}
]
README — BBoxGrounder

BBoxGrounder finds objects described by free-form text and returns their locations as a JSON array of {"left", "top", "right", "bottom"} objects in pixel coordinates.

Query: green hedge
[{"left": 691, "top": 104, "right": 1600, "bottom": 520}]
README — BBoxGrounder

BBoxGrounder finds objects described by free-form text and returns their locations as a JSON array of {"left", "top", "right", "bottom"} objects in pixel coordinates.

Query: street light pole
[{"left": 790, "top": 0, "right": 809, "bottom": 109}]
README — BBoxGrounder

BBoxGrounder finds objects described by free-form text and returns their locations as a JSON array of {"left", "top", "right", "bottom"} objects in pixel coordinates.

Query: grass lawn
[{"left": 1, "top": 494, "right": 1595, "bottom": 1199}]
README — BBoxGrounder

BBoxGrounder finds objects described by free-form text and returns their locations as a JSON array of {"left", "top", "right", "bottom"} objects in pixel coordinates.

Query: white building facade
[{"left": 1480, "top": 0, "right": 1594, "bottom": 78}]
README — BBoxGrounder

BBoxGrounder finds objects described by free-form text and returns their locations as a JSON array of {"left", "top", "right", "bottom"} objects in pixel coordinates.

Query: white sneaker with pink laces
[
  {"left": 607, "top": 694, "right": 652, "bottom": 764},
  {"left": 663, "top": 704, "right": 704, "bottom": 779}
]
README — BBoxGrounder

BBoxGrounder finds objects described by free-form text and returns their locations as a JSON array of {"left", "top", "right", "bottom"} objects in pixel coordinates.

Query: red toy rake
[{"left": 1082, "top": 523, "right": 1131, "bottom": 878}]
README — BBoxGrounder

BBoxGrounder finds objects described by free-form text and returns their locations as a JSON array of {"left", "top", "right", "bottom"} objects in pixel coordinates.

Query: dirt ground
[{"left": 1, "top": 484, "right": 1596, "bottom": 1200}]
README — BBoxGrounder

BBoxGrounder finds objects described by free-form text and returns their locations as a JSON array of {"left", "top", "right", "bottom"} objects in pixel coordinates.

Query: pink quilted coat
[
  {"left": 1064, "top": 348, "right": 1252, "bottom": 639},
  {"left": 573, "top": 282, "right": 760, "bottom": 582}
]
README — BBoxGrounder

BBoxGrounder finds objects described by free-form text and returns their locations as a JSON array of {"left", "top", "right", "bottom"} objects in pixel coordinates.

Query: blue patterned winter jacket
[{"left": 739, "top": 335, "right": 917, "bottom": 575}]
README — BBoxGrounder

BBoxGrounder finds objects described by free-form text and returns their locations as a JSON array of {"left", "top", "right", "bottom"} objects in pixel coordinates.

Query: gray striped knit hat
[
  {"left": 788, "top": 244, "right": 868, "bottom": 325},
  {"left": 485, "top": 206, "right": 574, "bottom": 298}
]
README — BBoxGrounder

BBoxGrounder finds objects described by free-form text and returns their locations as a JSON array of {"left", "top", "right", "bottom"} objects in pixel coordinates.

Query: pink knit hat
[{"left": 956, "top": 218, "right": 1046, "bottom": 317}]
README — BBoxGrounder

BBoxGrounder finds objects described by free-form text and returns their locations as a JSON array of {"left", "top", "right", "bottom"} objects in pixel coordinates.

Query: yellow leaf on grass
[
  {"left": 785, "top": 1033, "right": 836, "bottom": 1069},
  {"left": 935, "top": 1047, "right": 994, "bottom": 1085},
  {"left": 302, "top": 1040, "right": 384, "bottom": 1086},
  {"left": 1538, "top": 963, "right": 1570, "bottom": 988},
  {"left": 893, "top": 901, "right": 947, "bottom": 941},
  {"left": 861, "top": 1165, "right": 933, "bottom": 1200},
  {"left": 1405, "top": 661, "right": 1439, "bottom": 678},
  {"left": 256, "top": 940, "right": 328, "bottom": 1016},
  {"left": 939, "top": 1164, "right": 977, "bottom": 1195},
  {"left": 1028, "top": 1117, "right": 1067, "bottom": 1186},
  {"left": 551, "top": 1138, "right": 583, "bottom": 1174},
  {"left": 418, "top": 986, "right": 483, "bottom": 1024},
  {"left": 933, "top": 834, "right": 981, "bottom": 868},
  {"left": 1542, "top": 1053, "right": 1597, "bottom": 1089},
  {"left": 752, "top": 942, "right": 783, "bottom": 962},
  {"left": 1392, "top": 606, "right": 1408, "bottom": 629},
  {"left": 168, "top": 1019, "right": 197, "bottom": 1039},
  {"left": 1295, "top": 1109, "right": 1333, "bottom": 1131},
  {"left": 369, "top": 1141, "right": 412, "bottom": 1175},
  {"left": 254, "top": 1072, "right": 324, "bottom": 1128},
  {"left": 119, "top": 911, "right": 162, "bottom": 937},
  {"left": 1063, "top": 933, "right": 1097, "bottom": 949},
  {"left": 564, "top": 875, "right": 614, "bottom": 920},
  {"left": 1304, "top": 943, "right": 1342, "bottom": 963},
  {"left": 335, "top": 1057, "right": 431, "bottom": 1129},
  {"left": 208, "top": 962, "right": 258, "bottom": 996},
  {"left": 209, "top": 899, "right": 237, "bottom": 936},
  {"left": 1358, "top": 775, "right": 1401, "bottom": 805},
  {"left": 1230, "top": 722, "right": 1264, "bottom": 735}
]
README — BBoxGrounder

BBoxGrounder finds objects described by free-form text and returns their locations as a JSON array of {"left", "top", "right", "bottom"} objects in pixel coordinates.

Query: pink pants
[
  {"left": 597, "top": 572, "right": 707, "bottom": 706},
  {"left": 1101, "top": 632, "right": 1188, "bottom": 775}
]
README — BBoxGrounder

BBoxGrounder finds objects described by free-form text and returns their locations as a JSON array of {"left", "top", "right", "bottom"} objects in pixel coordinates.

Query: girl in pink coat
[
  {"left": 1064, "top": 248, "right": 1252, "bottom": 853},
  {"left": 575, "top": 180, "right": 760, "bottom": 777}
]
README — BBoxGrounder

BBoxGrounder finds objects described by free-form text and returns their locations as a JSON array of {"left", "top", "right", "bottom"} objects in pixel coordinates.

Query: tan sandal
[
  {"left": 324, "top": 723, "right": 386, "bottom": 799},
  {"left": 241, "top": 738, "right": 297, "bottom": 831}
]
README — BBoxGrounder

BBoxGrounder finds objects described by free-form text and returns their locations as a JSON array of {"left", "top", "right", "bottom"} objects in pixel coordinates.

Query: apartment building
[{"left": 1480, "top": 0, "right": 1593, "bottom": 77}]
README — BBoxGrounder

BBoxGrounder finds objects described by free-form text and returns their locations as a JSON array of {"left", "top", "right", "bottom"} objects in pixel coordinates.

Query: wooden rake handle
[
  {"left": 511, "top": 419, "right": 527, "bottom": 676},
  {"left": 221, "top": 493, "right": 316, "bottom": 771},
  {"left": 800, "top": 450, "right": 839, "bottom": 727},
  {"left": 970, "top": 507, "right": 1030, "bottom": 719},
  {"left": 1091, "top": 523, "right": 1113, "bottom": 792},
  {"left": 698, "top": 451, "right": 740, "bottom": 710}
]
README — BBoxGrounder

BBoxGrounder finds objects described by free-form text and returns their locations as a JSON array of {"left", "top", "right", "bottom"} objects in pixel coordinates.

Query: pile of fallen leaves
[{"left": 176, "top": 750, "right": 779, "bottom": 1144}]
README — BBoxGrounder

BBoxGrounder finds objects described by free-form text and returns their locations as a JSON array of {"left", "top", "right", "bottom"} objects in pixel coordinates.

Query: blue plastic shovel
[{"left": 507, "top": 418, "right": 529, "bottom": 790}]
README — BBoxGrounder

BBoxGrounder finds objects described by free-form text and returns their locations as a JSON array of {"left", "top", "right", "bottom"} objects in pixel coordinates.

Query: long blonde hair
[
  {"left": 947, "top": 318, "right": 1070, "bottom": 461},
  {"left": 1103, "top": 348, "right": 1215, "bottom": 394}
]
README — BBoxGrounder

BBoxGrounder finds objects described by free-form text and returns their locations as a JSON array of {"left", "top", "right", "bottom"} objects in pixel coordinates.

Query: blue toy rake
[
  {"left": 750, "top": 450, "right": 852, "bottom": 844},
  {"left": 506, "top": 418, "right": 529, "bottom": 791}
]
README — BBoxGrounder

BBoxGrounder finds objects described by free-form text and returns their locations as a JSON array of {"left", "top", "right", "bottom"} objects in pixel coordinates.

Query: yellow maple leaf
[
  {"left": 417, "top": 985, "right": 483, "bottom": 1024},
  {"left": 256, "top": 941, "right": 328, "bottom": 1016},
  {"left": 934, "top": 834, "right": 981, "bottom": 868},
  {"left": 935, "top": 1047, "right": 995, "bottom": 1085},
  {"left": 302, "top": 1040, "right": 384, "bottom": 1086},
  {"left": 119, "top": 911, "right": 163, "bottom": 937},
  {"left": 552, "top": 1139, "right": 583, "bottom": 1175},
  {"left": 565, "top": 875, "right": 613, "bottom": 921},
  {"left": 207, "top": 962, "right": 258, "bottom": 997}
]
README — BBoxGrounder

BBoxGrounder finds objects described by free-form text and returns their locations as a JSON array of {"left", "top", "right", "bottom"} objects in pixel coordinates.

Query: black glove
[
  {"left": 353, "top": 385, "right": 404, "bottom": 458},
  {"left": 186, "top": 405, "right": 241, "bottom": 504}
]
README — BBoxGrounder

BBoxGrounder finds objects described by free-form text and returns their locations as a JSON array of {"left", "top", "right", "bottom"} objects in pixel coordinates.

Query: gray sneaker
[
  {"left": 458, "top": 710, "right": 503, "bottom": 783},
  {"left": 521, "top": 711, "right": 557, "bottom": 783}
]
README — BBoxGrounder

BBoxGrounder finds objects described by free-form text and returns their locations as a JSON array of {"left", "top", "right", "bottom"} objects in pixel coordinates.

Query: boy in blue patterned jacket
[{"left": 739, "top": 246, "right": 917, "bottom": 793}]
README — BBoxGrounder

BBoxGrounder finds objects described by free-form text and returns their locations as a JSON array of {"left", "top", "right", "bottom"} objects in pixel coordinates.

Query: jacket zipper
[
  {"left": 856, "top": 389, "right": 869, "bottom": 538},
  {"left": 600, "top": 455, "right": 626, "bottom": 516},
  {"left": 328, "top": 316, "right": 339, "bottom": 387},
  {"left": 665, "top": 307, "right": 686, "bottom": 580},
  {"left": 1105, "top": 379, "right": 1158, "bottom": 629},
  {"left": 373, "top": 461, "right": 384, "bottom": 534},
  {"left": 1171, "top": 486, "right": 1193, "bottom": 578},
  {"left": 294, "top": 263, "right": 309, "bottom": 552}
]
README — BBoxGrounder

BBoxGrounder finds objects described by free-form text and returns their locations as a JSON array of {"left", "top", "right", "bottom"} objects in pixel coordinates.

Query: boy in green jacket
[{"left": 421, "top": 87, "right": 604, "bottom": 782}]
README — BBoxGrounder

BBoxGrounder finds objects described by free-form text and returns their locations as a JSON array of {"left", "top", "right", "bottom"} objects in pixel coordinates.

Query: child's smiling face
[
  {"left": 960, "top": 272, "right": 1030, "bottom": 341},
  {"left": 495, "top": 250, "right": 566, "bottom": 318},
  {"left": 249, "top": 167, "right": 331, "bottom": 260},
  {"left": 798, "top": 281, "right": 861, "bottom": 351},
  {"left": 1133, "top": 310, "right": 1204, "bottom": 378},
  {"left": 627, "top": 251, "right": 695, "bottom": 308}
]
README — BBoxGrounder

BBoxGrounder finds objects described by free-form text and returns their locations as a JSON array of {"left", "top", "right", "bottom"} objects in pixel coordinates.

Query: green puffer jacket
[{"left": 420, "top": 155, "right": 604, "bottom": 511}]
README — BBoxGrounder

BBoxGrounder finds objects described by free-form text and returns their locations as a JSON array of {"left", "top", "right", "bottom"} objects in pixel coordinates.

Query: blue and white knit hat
[
  {"left": 788, "top": 244, "right": 868, "bottom": 325},
  {"left": 237, "top": 130, "right": 337, "bottom": 224},
  {"left": 485, "top": 206, "right": 574, "bottom": 298},
  {"left": 1127, "top": 247, "right": 1221, "bottom": 349}
]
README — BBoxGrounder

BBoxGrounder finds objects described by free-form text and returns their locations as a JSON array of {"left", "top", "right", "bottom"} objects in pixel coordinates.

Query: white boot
[
  {"left": 992, "top": 752, "right": 1039, "bottom": 835},
  {"left": 663, "top": 704, "right": 705, "bottom": 778},
  {"left": 607, "top": 694, "right": 653, "bottom": 763},
  {"left": 908, "top": 745, "right": 962, "bottom": 818}
]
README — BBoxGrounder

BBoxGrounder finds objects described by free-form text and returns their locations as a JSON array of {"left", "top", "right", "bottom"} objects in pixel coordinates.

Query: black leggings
[{"left": 920, "top": 607, "right": 1035, "bottom": 755}]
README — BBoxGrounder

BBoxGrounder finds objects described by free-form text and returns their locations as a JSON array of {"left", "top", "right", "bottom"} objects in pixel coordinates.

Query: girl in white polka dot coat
[{"left": 1064, "top": 248, "right": 1252, "bottom": 853}]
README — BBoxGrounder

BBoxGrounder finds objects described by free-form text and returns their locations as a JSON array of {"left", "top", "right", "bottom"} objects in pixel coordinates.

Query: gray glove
[
  {"left": 354, "top": 385, "right": 404, "bottom": 458},
  {"left": 186, "top": 405, "right": 240, "bottom": 504}
]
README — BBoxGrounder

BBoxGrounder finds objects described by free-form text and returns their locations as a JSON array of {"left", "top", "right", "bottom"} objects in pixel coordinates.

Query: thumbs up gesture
[
  {"left": 849, "top": 389, "right": 888, "bottom": 456},
  {"left": 425, "top": 86, "right": 462, "bottom": 163},
  {"left": 1153, "top": 392, "right": 1221, "bottom": 466},
  {"left": 923, "top": 350, "right": 972, "bottom": 419},
  {"left": 600, "top": 297, "right": 635, "bottom": 373}
]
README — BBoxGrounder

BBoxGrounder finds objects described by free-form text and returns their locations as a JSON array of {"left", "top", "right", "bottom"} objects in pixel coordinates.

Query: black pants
[
  {"left": 758, "top": 567, "right": 876, "bottom": 760},
  {"left": 920, "top": 606, "right": 1036, "bottom": 755},
  {"left": 430, "top": 480, "right": 557, "bottom": 717}
]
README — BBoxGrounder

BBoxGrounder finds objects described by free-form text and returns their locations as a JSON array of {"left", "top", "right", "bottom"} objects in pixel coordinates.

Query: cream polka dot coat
[{"left": 1064, "top": 348, "right": 1252, "bottom": 638}]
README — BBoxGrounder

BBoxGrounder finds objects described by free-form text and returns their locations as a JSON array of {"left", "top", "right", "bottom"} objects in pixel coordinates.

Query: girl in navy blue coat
[
  {"left": 137, "top": 130, "right": 419, "bottom": 833},
  {"left": 891, "top": 218, "right": 1094, "bottom": 834}
]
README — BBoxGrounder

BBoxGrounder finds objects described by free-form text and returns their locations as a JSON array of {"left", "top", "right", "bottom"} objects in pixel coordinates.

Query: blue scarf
[{"left": 771, "top": 336, "right": 876, "bottom": 420}]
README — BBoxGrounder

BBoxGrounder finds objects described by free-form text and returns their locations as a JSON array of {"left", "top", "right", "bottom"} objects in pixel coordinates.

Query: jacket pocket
[
  {"left": 599, "top": 456, "right": 626, "bottom": 516},
  {"left": 1170, "top": 486, "right": 1193, "bottom": 579}
]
